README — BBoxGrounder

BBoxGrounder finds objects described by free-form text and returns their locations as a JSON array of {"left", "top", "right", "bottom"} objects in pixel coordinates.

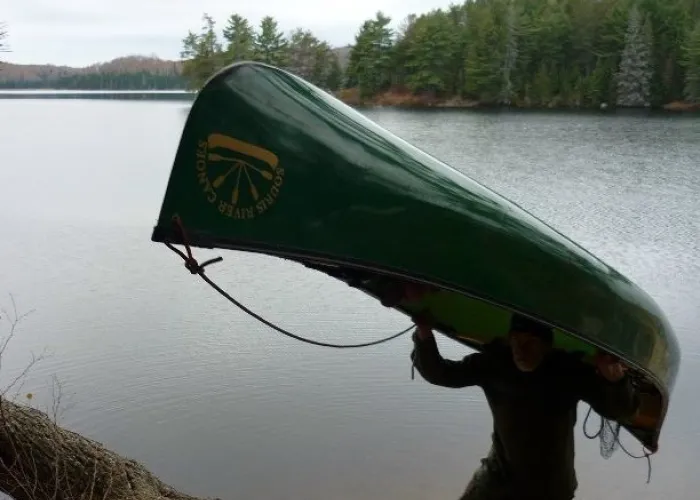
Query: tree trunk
[{"left": 0, "top": 398, "right": 213, "bottom": 500}]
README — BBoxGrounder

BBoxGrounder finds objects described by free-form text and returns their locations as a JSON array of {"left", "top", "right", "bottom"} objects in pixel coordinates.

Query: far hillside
[
  {"left": 0, "top": 46, "right": 352, "bottom": 91},
  {"left": 0, "top": 56, "right": 186, "bottom": 90}
]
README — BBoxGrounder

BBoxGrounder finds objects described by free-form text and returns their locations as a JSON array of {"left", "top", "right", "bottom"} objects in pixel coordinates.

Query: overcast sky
[{"left": 2, "top": 0, "right": 455, "bottom": 67}]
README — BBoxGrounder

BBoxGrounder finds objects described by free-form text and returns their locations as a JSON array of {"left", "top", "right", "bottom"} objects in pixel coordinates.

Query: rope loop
[{"left": 163, "top": 216, "right": 415, "bottom": 350}]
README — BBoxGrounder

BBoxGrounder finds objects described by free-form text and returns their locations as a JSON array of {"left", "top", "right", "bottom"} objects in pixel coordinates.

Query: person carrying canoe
[{"left": 410, "top": 307, "right": 639, "bottom": 500}]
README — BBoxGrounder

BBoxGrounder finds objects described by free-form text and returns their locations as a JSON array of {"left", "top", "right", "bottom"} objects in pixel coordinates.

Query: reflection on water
[{"left": 0, "top": 99, "right": 698, "bottom": 499}]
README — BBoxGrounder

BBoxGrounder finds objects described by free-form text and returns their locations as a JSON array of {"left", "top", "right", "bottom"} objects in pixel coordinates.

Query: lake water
[{"left": 0, "top": 97, "right": 698, "bottom": 500}]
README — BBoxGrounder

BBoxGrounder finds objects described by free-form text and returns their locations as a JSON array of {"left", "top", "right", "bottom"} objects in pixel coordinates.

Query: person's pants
[
  {"left": 457, "top": 455, "right": 575, "bottom": 500},
  {"left": 458, "top": 457, "right": 513, "bottom": 500}
]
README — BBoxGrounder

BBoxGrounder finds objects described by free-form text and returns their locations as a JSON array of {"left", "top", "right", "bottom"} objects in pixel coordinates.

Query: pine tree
[
  {"left": 325, "top": 54, "right": 343, "bottom": 91},
  {"left": 463, "top": 3, "right": 505, "bottom": 102},
  {"left": 681, "top": 21, "right": 700, "bottom": 103},
  {"left": 500, "top": 2, "right": 519, "bottom": 105},
  {"left": 287, "top": 28, "right": 321, "bottom": 83},
  {"left": 254, "top": 16, "right": 289, "bottom": 67},
  {"left": 616, "top": 5, "right": 653, "bottom": 107},
  {"left": 404, "top": 11, "right": 454, "bottom": 94},
  {"left": 346, "top": 12, "right": 394, "bottom": 98},
  {"left": 446, "top": 4, "right": 468, "bottom": 96},
  {"left": 531, "top": 63, "right": 553, "bottom": 106},
  {"left": 310, "top": 43, "right": 337, "bottom": 89},
  {"left": 222, "top": 14, "right": 255, "bottom": 62},
  {"left": 584, "top": 58, "right": 614, "bottom": 106},
  {"left": 180, "top": 14, "right": 223, "bottom": 89}
]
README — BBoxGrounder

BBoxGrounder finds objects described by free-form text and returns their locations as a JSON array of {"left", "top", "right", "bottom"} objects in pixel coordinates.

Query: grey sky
[{"left": 3, "top": 0, "right": 455, "bottom": 67}]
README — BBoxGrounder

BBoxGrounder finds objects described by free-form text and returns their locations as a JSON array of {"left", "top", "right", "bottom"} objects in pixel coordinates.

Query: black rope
[
  {"left": 164, "top": 217, "right": 414, "bottom": 349},
  {"left": 583, "top": 405, "right": 653, "bottom": 484}
]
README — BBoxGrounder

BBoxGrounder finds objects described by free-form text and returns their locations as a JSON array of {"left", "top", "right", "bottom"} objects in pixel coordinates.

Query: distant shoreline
[
  {"left": 0, "top": 89, "right": 192, "bottom": 94},
  {"left": 332, "top": 88, "right": 700, "bottom": 114},
  {"left": 1, "top": 88, "right": 698, "bottom": 114},
  {"left": 0, "top": 89, "right": 194, "bottom": 101}
]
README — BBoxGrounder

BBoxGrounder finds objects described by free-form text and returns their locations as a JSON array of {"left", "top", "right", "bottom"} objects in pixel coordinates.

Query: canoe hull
[{"left": 151, "top": 61, "right": 680, "bottom": 453}]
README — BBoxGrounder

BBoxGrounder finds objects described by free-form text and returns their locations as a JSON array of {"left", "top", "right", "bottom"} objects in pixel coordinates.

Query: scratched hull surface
[{"left": 151, "top": 61, "right": 681, "bottom": 453}]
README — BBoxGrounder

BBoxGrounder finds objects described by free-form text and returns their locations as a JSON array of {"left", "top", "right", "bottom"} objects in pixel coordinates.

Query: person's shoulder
[{"left": 548, "top": 349, "right": 590, "bottom": 375}]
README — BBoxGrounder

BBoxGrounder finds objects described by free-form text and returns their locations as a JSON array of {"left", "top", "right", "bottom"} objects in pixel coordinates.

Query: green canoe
[{"left": 151, "top": 61, "right": 680, "bottom": 454}]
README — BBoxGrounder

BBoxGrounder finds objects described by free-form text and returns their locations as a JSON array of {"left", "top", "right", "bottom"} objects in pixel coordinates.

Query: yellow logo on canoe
[{"left": 195, "top": 133, "right": 284, "bottom": 220}]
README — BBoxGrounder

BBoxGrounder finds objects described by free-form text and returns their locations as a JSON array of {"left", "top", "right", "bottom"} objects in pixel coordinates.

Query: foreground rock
[{"left": 0, "top": 398, "right": 211, "bottom": 500}]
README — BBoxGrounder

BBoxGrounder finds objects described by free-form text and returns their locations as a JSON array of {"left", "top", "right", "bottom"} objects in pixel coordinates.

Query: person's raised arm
[{"left": 411, "top": 323, "right": 488, "bottom": 389}]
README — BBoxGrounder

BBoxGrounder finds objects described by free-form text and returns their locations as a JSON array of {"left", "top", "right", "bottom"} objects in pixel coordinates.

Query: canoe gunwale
[{"left": 152, "top": 224, "right": 669, "bottom": 453}]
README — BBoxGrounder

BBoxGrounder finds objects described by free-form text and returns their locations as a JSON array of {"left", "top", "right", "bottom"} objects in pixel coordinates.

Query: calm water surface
[{"left": 0, "top": 98, "right": 698, "bottom": 500}]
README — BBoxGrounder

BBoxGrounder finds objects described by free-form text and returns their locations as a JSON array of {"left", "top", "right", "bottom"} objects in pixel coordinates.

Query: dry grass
[
  {"left": 663, "top": 100, "right": 700, "bottom": 112},
  {"left": 335, "top": 87, "right": 479, "bottom": 108}
]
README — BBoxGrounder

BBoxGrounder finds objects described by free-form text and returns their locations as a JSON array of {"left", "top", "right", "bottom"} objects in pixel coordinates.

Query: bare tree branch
[
  {"left": 0, "top": 295, "right": 43, "bottom": 400},
  {"left": 0, "top": 22, "right": 8, "bottom": 55}
]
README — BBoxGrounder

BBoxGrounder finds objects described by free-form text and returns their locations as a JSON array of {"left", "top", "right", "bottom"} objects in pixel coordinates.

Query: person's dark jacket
[{"left": 411, "top": 332, "right": 640, "bottom": 500}]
